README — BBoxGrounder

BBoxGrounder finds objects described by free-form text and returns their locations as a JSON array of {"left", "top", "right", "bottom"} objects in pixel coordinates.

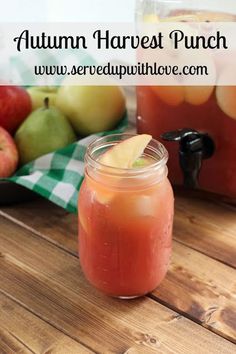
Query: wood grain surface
[
  {"left": 0, "top": 213, "right": 235, "bottom": 354},
  {"left": 0, "top": 327, "right": 33, "bottom": 354},
  {"left": 0, "top": 292, "right": 93, "bottom": 354},
  {"left": 174, "top": 195, "right": 236, "bottom": 268},
  {"left": 2, "top": 193, "right": 236, "bottom": 266},
  {"left": 1, "top": 196, "right": 236, "bottom": 344}
]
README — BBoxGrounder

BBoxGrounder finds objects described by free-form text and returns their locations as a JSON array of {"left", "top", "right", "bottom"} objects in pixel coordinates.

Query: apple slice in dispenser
[
  {"left": 182, "top": 50, "right": 216, "bottom": 105},
  {"left": 216, "top": 86, "right": 236, "bottom": 120},
  {"left": 184, "top": 86, "right": 214, "bottom": 106},
  {"left": 216, "top": 67, "right": 236, "bottom": 120},
  {"left": 151, "top": 86, "right": 185, "bottom": 106}
]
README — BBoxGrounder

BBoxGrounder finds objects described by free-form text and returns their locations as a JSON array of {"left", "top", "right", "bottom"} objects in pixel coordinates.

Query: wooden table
[
  {"left": 0, "top": 192, "right": 235, "bottom": 353},
  {"left": 0, "top": 88, "right": 236, "bottom": 353}
]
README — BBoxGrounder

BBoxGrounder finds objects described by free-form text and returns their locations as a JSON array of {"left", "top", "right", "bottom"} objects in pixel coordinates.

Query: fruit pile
[{"left": 0, "top": 85, "right": 126, "bottom": 178}]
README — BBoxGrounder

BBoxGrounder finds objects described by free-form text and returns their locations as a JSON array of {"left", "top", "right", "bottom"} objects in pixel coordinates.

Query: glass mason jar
[
  {"left": 136, "top": 0, "right": 236, "bottom": 201},
  {"left": 78, "top": 134, "right": 174, "bottom": 298}
]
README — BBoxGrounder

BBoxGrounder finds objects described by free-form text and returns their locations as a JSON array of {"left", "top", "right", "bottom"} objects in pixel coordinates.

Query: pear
[{"left": 15, "top": 98, "right": 77, "bottom": 165}]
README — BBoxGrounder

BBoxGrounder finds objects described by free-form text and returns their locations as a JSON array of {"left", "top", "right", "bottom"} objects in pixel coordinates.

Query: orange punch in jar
[{"left": 78, "top": 134, "right": 174, "bottom": 298}]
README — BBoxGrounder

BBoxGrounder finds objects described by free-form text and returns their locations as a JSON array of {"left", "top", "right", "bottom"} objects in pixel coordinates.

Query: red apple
[
  {"left": 0, "top": 86, "right": 32, "bottom": 134},
  {"left": 0, "top": 127, "right": 19, "bottom": 178}
]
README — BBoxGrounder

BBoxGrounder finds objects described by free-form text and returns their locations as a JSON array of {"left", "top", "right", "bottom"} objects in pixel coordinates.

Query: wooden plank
[
  {"left": 1, "top": 191, "right": 235, "bottom": 269},
  {"left": 0, "top": 199, "right": 77, "bottom": 254},
  {"left": 1, "top": 205, "right": 236, "bottom": 343},
  {"left": 174, "top": 195, "right": 236, "bottom": 268},
  {"left": 0, "top": 213, "right": 236, "bottom": 340},
  {"left": 153, "top": 241, "right": 236, "bottom": 342},
  {"left": 0, "top": 292, "right": 93, "bottom": 354},
  {"left": 0, "top": 218, "right": 235, "bottom": 354},
  {"left": 0, "top": 251, "right": 234, "bottom": 354},
  {"left": 0, "top": 326, "right": 33, "bottom": 354}
]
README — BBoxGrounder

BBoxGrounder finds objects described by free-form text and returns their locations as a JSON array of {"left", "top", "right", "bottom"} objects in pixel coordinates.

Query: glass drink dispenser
[{"left": 136, "top": 0, "right": 236, "bottom": 201}]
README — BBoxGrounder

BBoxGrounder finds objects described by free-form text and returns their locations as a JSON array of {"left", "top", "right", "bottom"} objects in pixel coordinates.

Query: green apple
[
  {"left": 56, "top": 85, "right": 126, "bottom": 136},
  {"left": 27, "top": 86, "right": 58, "bottom": 110},
  {"left": 15, "top": 98, "right": 76, "bottom": 165}
]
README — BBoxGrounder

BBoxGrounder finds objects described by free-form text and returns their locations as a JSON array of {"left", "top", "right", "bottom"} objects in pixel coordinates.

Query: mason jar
[{"left": 78, "top": 133, "right": 174, "bottom": 298}]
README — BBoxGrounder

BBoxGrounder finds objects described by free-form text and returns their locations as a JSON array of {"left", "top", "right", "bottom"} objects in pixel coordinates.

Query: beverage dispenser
[{"left": 136, "top": 0, "right": 236, "bottom": 201}]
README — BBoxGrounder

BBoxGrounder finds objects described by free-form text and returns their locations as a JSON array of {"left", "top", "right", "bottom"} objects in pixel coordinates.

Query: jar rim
[{"left": 85, "top": 133, "right": 168, "bottom": 177}]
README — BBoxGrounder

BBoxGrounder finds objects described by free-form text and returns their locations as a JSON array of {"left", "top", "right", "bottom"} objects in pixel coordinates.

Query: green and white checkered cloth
[{"left": 7, "top": 114, "right": 128, "bottom": 213}]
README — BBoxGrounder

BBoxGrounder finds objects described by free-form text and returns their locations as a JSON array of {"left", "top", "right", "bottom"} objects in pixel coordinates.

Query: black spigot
[{"left": 162, "top": 128, "right": 215, "bottom": 189}]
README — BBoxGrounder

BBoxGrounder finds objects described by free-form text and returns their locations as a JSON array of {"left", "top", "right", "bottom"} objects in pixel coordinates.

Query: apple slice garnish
[
  {"left": 216, "top": 67, "right": 236, "bottom": 120},
  {"left": 87, "top": 134, "right": 152, "bottom": 205},
  {"left": 99, "top": 134, "right": 152, "bottom": 169}
]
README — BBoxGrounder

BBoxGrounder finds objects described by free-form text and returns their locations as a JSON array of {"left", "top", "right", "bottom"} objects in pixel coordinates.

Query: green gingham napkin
[{"left": 7, "top": 114, "right": 128, "bottom": 213}]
